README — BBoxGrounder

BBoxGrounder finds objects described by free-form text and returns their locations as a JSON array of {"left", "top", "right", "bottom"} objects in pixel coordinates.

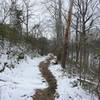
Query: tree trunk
[
  {"left": 75, "top": 17, "right": 79, "bottom": 64},
  {"left": 61, "top": 0, "right": 74, "bottom": 68},
  {"left": 26, "top": 8, "right": 29, "bottom": 37}
]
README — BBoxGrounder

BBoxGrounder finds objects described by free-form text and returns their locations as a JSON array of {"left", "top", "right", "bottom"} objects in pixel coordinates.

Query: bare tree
[
  {"left": 61, "top": 0, "right": 74, "bottom": 68},
  {"left": 22, "top": 0, "right": 35, "bottom": 37},
  {"left": 0, "top": 0, "right": 9, "bottom": 24},
  {"left": 43, "top": 0, "right": 64, "bottom": 47}
]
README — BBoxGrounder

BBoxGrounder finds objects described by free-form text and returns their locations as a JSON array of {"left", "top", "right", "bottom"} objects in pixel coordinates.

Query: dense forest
[{"left": 0, "top": 0, "right": 100, "bottom": 100}]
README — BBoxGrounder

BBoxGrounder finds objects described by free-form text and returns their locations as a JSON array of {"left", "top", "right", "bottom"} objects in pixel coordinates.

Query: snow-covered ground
[
  {"left": 0, "top": 50, "right": 98, "bottom": 100},
  {"left": 0, "top": 54, "right": 48, "bottom": 100},
  {"left": 49, "top": 64, "right": 98, "bottom": 100}
]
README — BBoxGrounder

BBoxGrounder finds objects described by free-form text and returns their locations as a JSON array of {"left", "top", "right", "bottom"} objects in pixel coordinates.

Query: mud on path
[{"left": 33, "top": 58, "right": 57, "bottom": 100}]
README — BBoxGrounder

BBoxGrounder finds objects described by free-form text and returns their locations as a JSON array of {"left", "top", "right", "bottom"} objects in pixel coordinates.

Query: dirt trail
[{"left": 33, "top": 58, "right": 57, "bottom": 100}]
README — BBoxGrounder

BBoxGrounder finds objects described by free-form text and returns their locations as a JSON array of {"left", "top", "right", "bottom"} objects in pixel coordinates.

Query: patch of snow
[
  {"left": 50, "top": 58, "right": 57, "bottom": 64},
  {"left": 49, "top": 64, "right": 98, "bottom": 100},
  {"left": 0, "top": 55, "right": 48, "bottom": 100}
]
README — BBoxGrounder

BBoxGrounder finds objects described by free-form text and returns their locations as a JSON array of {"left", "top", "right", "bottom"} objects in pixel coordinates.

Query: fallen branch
[{"left": 77, "top": 78, "right": 97, "bottom": 86}]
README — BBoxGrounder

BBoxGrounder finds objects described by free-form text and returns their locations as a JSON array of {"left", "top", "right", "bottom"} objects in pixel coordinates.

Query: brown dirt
[{"left": 32, "top": 58, "right": 57, "bottom": 100}]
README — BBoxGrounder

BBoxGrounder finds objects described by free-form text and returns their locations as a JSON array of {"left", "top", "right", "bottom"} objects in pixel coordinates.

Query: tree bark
[{"left": 61, "top": 0, "right": 74, "bottom": 68}]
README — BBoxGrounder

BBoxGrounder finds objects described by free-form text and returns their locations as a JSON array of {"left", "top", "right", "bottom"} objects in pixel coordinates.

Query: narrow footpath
[{"left": 33, "top": 57, "right": 57, "bottom": 100}]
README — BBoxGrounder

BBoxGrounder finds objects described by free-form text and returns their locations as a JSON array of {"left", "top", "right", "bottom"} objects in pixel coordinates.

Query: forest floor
[
  {"left": 33, "top": 55, "right": 98, "bottom": 100},
  {"left": 0, "top": 50, "right": 98, "bottom": 100}
]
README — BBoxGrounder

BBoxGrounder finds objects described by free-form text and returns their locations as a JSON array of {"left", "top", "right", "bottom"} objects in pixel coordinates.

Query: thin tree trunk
[
  {"left": 97, "top": 56, "right": 100, "bottom": 100},
  {"left": 75, "top": 17, "right": 79, "bottom": 64},
  {"left": 26, "top": 9, "right": 29, "bottom": 37}
]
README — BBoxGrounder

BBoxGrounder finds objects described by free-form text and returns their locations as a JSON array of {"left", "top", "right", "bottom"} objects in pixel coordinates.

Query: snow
[
  {"left": 0, "top": 49, "right": 98, "bottom": 100},
  {"left": 0, "top": 54, "right": 48, "bottom": 100},
  {"left": 49, "top": 64, "right": 98, "bottom": 100}
]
